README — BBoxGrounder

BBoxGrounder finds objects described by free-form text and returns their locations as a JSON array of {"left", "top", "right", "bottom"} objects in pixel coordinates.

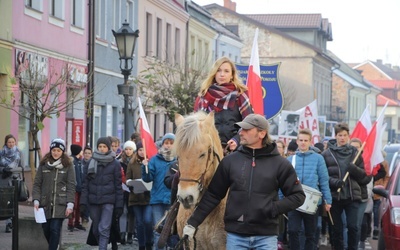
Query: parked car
[
  {"left": 373, "top": 165, "right": 400, "bottom": 250},
  {"left": 383, "top": 143, "right": 400, "bottom": 175}
]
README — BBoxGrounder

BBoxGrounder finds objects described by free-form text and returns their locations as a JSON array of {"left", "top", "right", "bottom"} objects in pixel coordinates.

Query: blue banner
[{"left": 236, "top": 64, "right": 284, "bottom": 119}]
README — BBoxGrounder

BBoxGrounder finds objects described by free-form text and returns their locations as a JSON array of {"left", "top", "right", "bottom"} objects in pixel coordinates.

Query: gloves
[
  {"left": 128, "top": 186, "right": 134, "bottom": 192},
  {"left": 334, "top": 179, "right": 345, "bottom": 189},
  {"left": 1, "top": 167, "right": 12, "bottom": 179},
  {"left": 114, "top": 207, "right": 123, "bottom": 218},
  {"left": 80, "top": 204, "right": 87, "bottom": 216},
  {"left": 183, "top": 224, "right": 196, "bottom": 239}
]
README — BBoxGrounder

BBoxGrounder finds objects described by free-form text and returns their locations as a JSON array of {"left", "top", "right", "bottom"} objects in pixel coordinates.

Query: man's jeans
[
  {"left": 227, "top": 232, "right": 278, "bottom": 250},
  {"left": 288, "top": 210, "right": 318, "bottom": 250},
  {"left": 330, "top": 199, "right": 360, "bottom": 250}
]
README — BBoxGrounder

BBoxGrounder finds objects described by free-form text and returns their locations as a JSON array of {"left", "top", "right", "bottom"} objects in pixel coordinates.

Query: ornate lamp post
[{"left": 112, "top": 23, "right": 139, "bottom": 141}]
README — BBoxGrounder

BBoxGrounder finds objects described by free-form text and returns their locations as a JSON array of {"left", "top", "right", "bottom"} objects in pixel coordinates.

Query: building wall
[
  {"left": 188, "top": 18, "right": 216, "bottom": 70},
  {"left": 207, "top": 8, "right": 333, "bottom": 111}
]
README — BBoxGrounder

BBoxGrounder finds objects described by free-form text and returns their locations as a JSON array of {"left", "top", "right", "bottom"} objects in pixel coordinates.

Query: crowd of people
[{"left": 0, "top": 56, "right": 391, "bottom": 250}]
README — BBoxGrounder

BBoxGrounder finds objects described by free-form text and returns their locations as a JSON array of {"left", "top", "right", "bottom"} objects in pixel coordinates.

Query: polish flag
[
  {"left": 350, "top": 106, "right": 372, "bottom": 142},
  {"left": 362, "top": 102, "right": 388, "bottom": 175},
  {"left": 246, "top": 28, "right": 264, "bottom": 115},
  {"left": 138, "top": 97, "right": 158, "bottom": 159}
]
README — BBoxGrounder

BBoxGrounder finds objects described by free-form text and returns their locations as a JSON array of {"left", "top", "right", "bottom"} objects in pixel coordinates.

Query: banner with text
[{"left": 236, "top": 64, "right": 283, "bottom": 119}]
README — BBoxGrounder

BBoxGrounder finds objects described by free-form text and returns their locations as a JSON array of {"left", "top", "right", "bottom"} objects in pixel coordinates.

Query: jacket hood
[{"left": 327, "top": 139, "right": 355, "bottom": 155}]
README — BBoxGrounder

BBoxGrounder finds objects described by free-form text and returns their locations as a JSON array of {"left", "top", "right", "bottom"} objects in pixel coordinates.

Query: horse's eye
[{"left": 199, "top": 153, "right": 206, "bottom": 158}]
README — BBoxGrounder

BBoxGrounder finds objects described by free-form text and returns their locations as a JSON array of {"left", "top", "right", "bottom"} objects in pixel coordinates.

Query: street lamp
[{"left": 112, "top": 23, "right": 139, "bottom": 141}]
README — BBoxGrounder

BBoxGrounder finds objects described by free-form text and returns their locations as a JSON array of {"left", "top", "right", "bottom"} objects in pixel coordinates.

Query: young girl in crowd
[
  {"left": 80, "top": 137, "right": 124, "bottom": 250},
  {"left": 126, "top": 141, "right": 153, "bottom": 250},
  {"left": 32, "top": 138, "right": 75, "bottom": 250},
  {"left": 0, "top": 134, "right": 24, "bottom": 233}
]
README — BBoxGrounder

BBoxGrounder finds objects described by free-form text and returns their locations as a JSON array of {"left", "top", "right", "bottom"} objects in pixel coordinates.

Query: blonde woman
[{"left": 194, "top": 56, "right": 254, "bottom": 152}]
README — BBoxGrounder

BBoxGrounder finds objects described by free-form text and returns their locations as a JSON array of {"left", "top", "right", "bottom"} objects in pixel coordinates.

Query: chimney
[
  {"left": 223, "top": 0, "right": 236, "bottom": 12},
  {"left": 393, "top": 66, "right": 400, "bottom": 72},
  {"left": 385, "top": 63, "right": 392, "bottom": 69},
  {"left": 376, "top": 59, "right": 382, "bottom": 64}
]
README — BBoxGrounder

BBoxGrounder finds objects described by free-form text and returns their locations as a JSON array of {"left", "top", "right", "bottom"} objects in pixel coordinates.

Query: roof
[
  {"left": 370, "top": 80, "right": 400, "bottom": 89},
  {"left": 377, "top": 94, "right": 399, "bottom": 106},
  {"left": 202, "top": 4, "right": 337, "bottom": 64},
  {"left": 245, "top": 13, "right": 323, "bottom": 29},
  {"left": 353, "top": 60, "right": 400, "bottom": 80}
]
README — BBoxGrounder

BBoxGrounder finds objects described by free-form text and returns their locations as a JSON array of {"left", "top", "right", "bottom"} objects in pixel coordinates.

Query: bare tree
[
  {"left": 0, "top": 53, "right": 92, "bottom": 180},
  {"left": 135, "top": 53, "right": 210, "bottom": 122}
]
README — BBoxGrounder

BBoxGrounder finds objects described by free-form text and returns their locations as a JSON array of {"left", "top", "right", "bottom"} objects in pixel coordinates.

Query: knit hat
[
  {"left": 123, "top": 141, "right": 137, "bottom": 151},
  {"left": 314, "top": 142, "right": 324, "bottom": 152},
  {"left": 97, "top": 137, "right": 112, "bottom": 150},
  {"left": 70, "top": 144, "right": 82, "bottom": 156},
  {"left": 50, "top": 138, "right": 66, "bottom": 152},
  {"left": 287, "top": 140, "right": 298, "bottom": 152},
  {"left": 162, "top": 133, "right": 175, "bottom": 145},
  {"left": 136, "top": 141, "right": 143, "bottom": 150}
]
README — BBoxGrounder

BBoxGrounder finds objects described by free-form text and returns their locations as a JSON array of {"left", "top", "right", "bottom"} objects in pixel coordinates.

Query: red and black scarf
[{"left": 195, "top": 83, "right": 253, "bottom": 117}]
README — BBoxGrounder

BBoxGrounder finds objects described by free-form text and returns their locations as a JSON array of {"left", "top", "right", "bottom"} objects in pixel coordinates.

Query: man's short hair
[
  {"left": 334, "top": 123, "right": 349, "bottom": 135},
  {"left": 298, "top": 128, "right": 312, "bottom": 140}
]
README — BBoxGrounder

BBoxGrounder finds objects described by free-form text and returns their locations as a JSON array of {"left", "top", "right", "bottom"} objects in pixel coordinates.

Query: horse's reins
[
  {"left": 176, "top": 137, "right": 222, "bottom": 250},
  {"left": 178, "top": 147, "right": 221, "bottom": 192}
]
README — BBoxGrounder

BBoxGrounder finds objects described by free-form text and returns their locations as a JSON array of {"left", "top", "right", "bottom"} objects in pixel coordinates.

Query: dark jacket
[
  {"left": 32, "top": 156, "right": 75, "bottom": 219},
  {"left": 72, "top": 155, "right": 83, "bottom": 193},
  {"left": 164, "top": 160, "right": 179, "bottom": 204},
  {"left": 81, "top": 158, "right": 124, "bottom": 209},
  {"left": 321, "top": 139, "right": 367, "bottom": 201},
  {"left": 214, "top": 103, "right": 243, "bottom": 145},
  {"left": 188, "top": 142, "right": 305, "bottom": 236}
]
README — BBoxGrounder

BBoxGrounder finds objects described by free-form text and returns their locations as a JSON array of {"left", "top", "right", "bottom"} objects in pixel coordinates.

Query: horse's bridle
[{"left": 179, "top": 147, "right": 221, "bottom": 192}]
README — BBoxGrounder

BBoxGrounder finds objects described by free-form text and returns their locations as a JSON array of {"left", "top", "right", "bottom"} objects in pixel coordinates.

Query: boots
[
  {"left": 126, "top": 232, "right": 133, "bottom": 244},
  {"left": 120, "top": 232, "right": 126, "bottom": 245},
  {"left": 139, "top": 247, "right": 145, "bottom": 250},
  {"left": 145, "top": 243, "right": 153, "bottom": 250}
]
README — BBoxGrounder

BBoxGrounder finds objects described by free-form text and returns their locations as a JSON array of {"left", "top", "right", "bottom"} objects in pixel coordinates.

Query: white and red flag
[
  {"left": 246, "top": 28, "right": 264, "bottom": 115},
  {"left": 350, "top": 106, "right": 372, "bottom": 142},
  {"left": 138, "top": 97, "right": 158, "bottom": 159},
  {"left": 362, "top": 102, "right": 388, "bottom": 175}
]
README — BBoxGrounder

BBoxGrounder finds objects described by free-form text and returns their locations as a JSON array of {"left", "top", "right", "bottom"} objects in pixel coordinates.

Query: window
[
  {"left": 96, "top": 0, "right": 107, "bottom": 38},
  {"left": 26, "top": 0, "right": 42, "bottom": 11},
  {"left": 156, "top": 18, "right": 162, "bottom": 59},
  {"left": 146, "top": 13, "right": 153, "bottom": 56},
  {"left": 174, "top": 28, "right": 181, "bottom": 63},
  {"left": 166, "top": 23, "right": 171, "bottom": 63},
  {"left": 226, "top": 24, "right": 239, "bottom": 35},
  {"left": 50, "top": 0, "right": 64, "bottom": 19},
  {"left": 72, "top": 0, "right": 83, "bottom": 27}
]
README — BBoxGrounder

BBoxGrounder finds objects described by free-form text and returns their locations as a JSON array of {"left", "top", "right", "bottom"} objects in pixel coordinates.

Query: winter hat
[
  {"left": 314, "top": 142, "right": 324, "bottom": 152},
  {"left": 136, "top": 141, "right": 143, "bottom": 150},
  {"left": 70, "top": 144, "right": 82, "bottom": 156},
  {"left": 123, "top": 141, "right": 137, "bottom": 151},
  {"left": 97, "top": 137, "right": 112, "bottom": 150},
  {"left": 162, "top": 133, "right": 175, "bottom": 145},
  {"left": 50, "top": 138, "right": 66, "bottom": 152},
  {"left": 287, "top": 140, "right": 298, "bottom": 152}
]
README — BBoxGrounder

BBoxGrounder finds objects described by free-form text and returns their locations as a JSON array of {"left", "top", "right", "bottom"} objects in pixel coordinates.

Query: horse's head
[{"left": 174, "top": 111, "right": 223, "bottom": 209}]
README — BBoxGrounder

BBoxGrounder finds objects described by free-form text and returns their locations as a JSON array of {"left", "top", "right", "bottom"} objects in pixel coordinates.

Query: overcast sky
[{"left": 194, "top": 0, "right": 400, "bottom": 66}]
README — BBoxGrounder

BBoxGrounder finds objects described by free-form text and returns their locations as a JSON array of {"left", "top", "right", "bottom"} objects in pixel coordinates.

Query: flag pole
[
  {"left": 142, "top": 140, "right": 149, "bottom": 174},
  {"left": 337, "top": 141, "right": 366, "bottom": 192}
]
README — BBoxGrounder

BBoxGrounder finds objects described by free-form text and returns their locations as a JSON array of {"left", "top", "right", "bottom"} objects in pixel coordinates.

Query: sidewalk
[{"left": 0, "top": 203, "right": 138, "bottom": 250}]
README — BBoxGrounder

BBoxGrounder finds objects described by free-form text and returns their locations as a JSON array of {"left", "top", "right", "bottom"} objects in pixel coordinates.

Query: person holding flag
[
  {"left": 194, "top": 56, "right": 253, "bottom": 153},
  {"left": 321, "top": 123, "right": 367, "bottom": 250}
]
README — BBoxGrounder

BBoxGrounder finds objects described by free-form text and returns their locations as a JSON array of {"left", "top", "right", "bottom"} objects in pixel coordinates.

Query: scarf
[
  {"left": 88, "top": 150, "right": 116, "bottom": 175},
  {"left": 196, "top": 83, "right": 253, "bottom": 117},
  {"left": 47, "top": 159, "right": 64, "bottom": 170},
  {"left": 0, "top": 145, "right": 21, "bottom": 169},
  {"left": 159, "top": 147, "right": 175, "bottom": 162}
]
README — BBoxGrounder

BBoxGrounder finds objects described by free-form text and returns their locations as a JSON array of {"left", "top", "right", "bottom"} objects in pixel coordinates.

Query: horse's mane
[{"left": 174, "top": 112, "right": 221, "bottom": 155}]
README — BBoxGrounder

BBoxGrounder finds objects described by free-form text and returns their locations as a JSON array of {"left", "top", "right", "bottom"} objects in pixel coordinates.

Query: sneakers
[
  {"left": 358, "top": 240, "right": 365, "bottom": 250},
  {"left": 67, "top": 225, "right": 74, "bottom": 232},
  {"left": 126, "top": 233, "right": 133, "bottom": 244},
  {"left": 320, "top": 234, "right": 328, "bottom": 246},
  {"left": 5, "top": 223, "right": 12, "bottom": 233},
  {"left": 373, "top": 228, "right": 379, "bottom": 240},
  {"left": 75, "top": 224, "right": 86, "bottom": 231}
]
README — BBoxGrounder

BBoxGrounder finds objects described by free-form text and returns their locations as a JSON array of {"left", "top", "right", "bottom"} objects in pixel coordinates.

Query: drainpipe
[
  {"left": 184, "top": 1, "right": 189, "bottom": 79},
  {"left": 86, "top": 0, "right": 95, "bottom": 148}
]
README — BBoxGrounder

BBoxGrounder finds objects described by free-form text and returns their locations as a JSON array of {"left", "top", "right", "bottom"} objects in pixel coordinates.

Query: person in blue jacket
[
  {"left": 142, "top": 133, "right": 176, "bottom": 250},
  {"left": 286, "top": 128, "right": 332, "bottom": 250}
]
